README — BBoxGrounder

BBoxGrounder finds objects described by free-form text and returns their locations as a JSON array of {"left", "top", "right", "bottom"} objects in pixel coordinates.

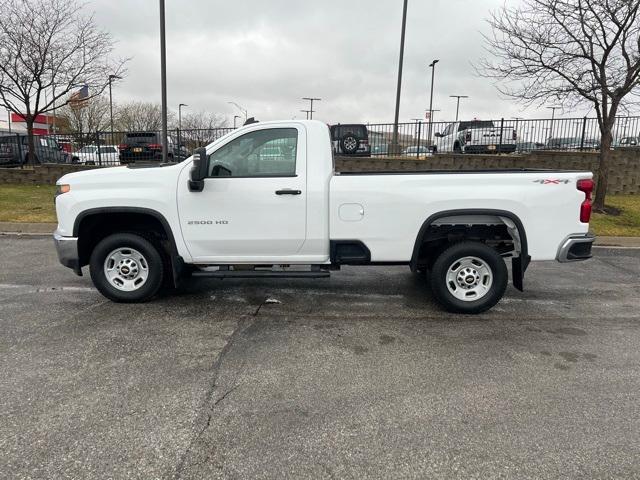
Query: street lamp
[
  {"left": 392, "top": 0, "right": 409, "bottom": 152},
  {"left": 302, "top": 98, "right": 321, "bottom": 120},
  {"left": 233, "top": 115, "right": 241, "bottom": 128},
  {"left": 178, "top": 103, "right": 188, "bottom": 130},
  {"left": 228, "top": 101, "right": 248, "bottom": 122},
  {"left": 546, "top": 106, "right": 561, "bottom": 141},
  {"left": 427, "top": 59, "right": 439, "bottom": 146},
  {"left": 108, "top": 74, "right": 122, "bottom": 140},
  {"left": 449, "top": 95, "right": 468, "bottom": 121}
]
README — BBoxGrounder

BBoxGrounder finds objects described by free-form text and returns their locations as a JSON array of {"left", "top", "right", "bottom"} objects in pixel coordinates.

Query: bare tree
[
  {"left": 478, "top": 0, "right": 640, "bottom": 210},
  {"left": 0, "top": 0, "right": 127, "bottom": 164},
  {"left": 58, "top": 94, "right": 110, "bottom": 143},
  {"left": 178, "top": 111, "right": 228, "bottom": 148},
  {"left": 114, "top": 101, "right": 175, "bottom": 132}
]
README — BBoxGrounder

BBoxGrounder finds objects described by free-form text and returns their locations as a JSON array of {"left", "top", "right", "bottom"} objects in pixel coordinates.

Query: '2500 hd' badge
[{"left": 187, "top": 220, "right": 229, "bottom": 225}]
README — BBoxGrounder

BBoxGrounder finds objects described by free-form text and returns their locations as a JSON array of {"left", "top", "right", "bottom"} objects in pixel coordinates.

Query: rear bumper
[
  {"left": 53, "top": 231, "right": 82, "bottom": 275},
  {"left": 556, "top": 233, "right": 595, "bottom": 262}
]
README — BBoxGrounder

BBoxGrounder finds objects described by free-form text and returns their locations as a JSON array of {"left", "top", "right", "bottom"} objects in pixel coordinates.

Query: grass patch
[
  {"left": 0, "top": 184, "right": 638, "bottom": 237},
  {"left": 591, "top": 195, "right": 640, "bottom": 237},
  {"left": 0, "top": 184, "right": 57, "bottom": 223}
]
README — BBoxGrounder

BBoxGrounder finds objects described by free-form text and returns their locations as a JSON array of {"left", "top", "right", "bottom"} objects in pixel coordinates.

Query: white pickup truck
[
  {"left": 434, "top": 120, "right": 517, "bottom": 154},
  {"left": 54, "top": 120, "right": 595, "bottom": 313}
]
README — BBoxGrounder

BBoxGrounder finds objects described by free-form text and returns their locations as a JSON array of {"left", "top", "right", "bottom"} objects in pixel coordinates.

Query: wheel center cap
[{"left": 465, "top": 275, "right": 475, "bottom": 284}]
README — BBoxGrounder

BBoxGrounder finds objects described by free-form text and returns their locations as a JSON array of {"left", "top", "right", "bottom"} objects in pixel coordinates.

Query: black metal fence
[
  {"left": 365, "top": 116, "right": 640, "bottom": 158},
  {"left": 1, "top": 116, "right": 639, "bottom": 167},
  {"left": 0, "top": 127, "right": 235, "bottom": 167}
]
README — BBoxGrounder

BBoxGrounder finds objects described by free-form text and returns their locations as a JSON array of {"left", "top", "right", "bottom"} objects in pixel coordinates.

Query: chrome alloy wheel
[
  {"left": 103, "top": 247, "right": 150, "bottom": 291},
  {"left": 445, "top": 256, "right": 493, "bottom": 302}
]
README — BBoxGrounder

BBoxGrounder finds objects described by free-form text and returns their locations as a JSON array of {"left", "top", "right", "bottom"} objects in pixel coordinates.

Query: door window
[{"left": 208, "top": 128, "right": 297, "bottom": 177}]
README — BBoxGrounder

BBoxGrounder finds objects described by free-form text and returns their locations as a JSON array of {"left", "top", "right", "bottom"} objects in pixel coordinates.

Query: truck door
[{"left": 177, "top": 125, "right": 307, "bottom": 261}]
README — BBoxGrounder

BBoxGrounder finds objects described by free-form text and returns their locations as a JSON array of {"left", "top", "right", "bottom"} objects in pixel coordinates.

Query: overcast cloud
[{"left": 88, "top": 0, "right": 601, "bottom": 124}]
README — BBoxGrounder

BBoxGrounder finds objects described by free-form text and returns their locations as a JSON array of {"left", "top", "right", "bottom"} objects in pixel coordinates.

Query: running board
[{"left": 192, "top": 270, "right": 330, "bottom": 279}]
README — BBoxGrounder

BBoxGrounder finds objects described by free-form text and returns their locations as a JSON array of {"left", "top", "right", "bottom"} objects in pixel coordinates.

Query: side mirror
[
  {"left": 434, "top": 132, "right": 442, "bottom": 138},
  {"left": 188, "top": 147, "right": 208, "bottom": 192}
]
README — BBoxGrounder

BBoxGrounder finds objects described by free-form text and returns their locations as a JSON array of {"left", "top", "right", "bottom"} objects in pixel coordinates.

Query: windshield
[{"left": 78, "top": 146, "right": 96, "bottom": 153}]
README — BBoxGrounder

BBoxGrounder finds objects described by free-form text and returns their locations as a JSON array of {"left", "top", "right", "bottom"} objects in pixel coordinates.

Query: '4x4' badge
[{"left": 533, "top": 179, "right": 570, "bottom": 184}]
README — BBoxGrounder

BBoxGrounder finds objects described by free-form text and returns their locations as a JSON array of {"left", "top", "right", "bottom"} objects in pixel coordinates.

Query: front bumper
[
  {"left": 556, "top": 234, "right": 595, "bottom": 262},
  {"left": 53, "top": 231, "right": 82, "bottom": 275}
]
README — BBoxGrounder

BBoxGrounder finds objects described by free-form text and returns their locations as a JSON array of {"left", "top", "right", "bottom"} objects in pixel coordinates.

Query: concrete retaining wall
[{"left": 1, "top": 149, "right": 639, "bottom": 194}]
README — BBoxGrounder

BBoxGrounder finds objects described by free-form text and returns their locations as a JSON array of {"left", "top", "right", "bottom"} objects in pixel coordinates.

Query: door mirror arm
[{"left": 188, "top": 147, "right": 208, "bottom": 192}]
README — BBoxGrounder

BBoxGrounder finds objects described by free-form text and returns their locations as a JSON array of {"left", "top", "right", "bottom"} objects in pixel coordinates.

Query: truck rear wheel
[
  {"left": 89, "top": 233, "right": 164, "bottom": 302},
  {"left": 429, "top": 241, "right": 507, "bottom": 314}
]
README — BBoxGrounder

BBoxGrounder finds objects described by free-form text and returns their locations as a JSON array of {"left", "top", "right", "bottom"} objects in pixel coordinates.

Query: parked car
[
  {"left": 54, "top": 120, "right": 595, "bottom": 314},
  {"left": 516, "top": 141, "right": 545, "bottom": 153},
  {"left": 434, "top": 120, "right": 517, "bottom": 154},
  {"left": 330, "top": 124, "right": 371, "bottom": 156},
  {"left": 118, "top": 132, "right": 188, "bottom": 164},
  {"left": 546, "top": 137, "right": 600, "bottom": 150},
  {"left": 0, "top": 134, "right": 68, "bottom": 165},
  {"left": 371, "top": 144, "right": 388, "bottom": 156},
  {"left": 73, "top": 145, "right": 120, "bottom": 165},
  {"left": 402, "top": 145, "right": 431, "bottom": 156},
  {"left": 615, "top": 136, "right": 639, "bottom": 148}
]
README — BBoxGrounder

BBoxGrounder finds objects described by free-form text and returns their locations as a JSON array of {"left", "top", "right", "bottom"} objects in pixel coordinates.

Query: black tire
[
  {"left": 89, "top": 233, "right": 164, "bottom": 303},
  {"left": 340, "top": 134, "right": 360, "bottom": 154},
  {"left": 453, "top": 142, "right": 462, "bottom": 154},
  {"left": 429, "top": 241, "right": 507, "bottom": 314}
]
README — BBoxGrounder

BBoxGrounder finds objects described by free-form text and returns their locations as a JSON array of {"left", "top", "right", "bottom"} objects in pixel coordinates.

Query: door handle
[{"left": 275, "top": 189, "right": 302, "bottom": 195}]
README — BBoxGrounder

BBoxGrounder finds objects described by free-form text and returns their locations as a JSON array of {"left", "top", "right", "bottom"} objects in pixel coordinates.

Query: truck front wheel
[
  {"left": 429, "top": 241, "right": 507, "bottom": 314},
  {"left": 89, "top": 233, "right": 164, "bottom": 302}
]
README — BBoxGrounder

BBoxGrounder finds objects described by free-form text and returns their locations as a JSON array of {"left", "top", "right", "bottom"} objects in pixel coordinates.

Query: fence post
[
  {"left": 16, "top": 133, "right": 23, "bottom": 169},
  {"left": 416, "top": 121, "right": 422, "bottom": 159},
  {"left": 498, "top": 118, "right": 504, "bottom": 152},
  {"left": 580, "top": 116, "right": 587, "bottom": 151},
  {"left": 96, "top": 131, "right": 102, "bottom": 166}
]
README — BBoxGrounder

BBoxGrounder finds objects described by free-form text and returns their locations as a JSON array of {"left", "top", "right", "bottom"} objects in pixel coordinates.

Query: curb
[{"left": 0, "top": 222, "right": 57, "bottom": 235}]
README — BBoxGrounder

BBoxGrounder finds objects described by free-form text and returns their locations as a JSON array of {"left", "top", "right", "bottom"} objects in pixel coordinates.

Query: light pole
[
  {"left": 159, "top": 0, "right": 168, "bottom": 163},
  {"left": 233, "top": 115, "right": 241, "bottom": 128},
  {"left": 302, "top": 98, "right": 321, "bottom": 119},
  {"left": 178, "top": 103, "right": 188, "bottom": 130},
  {"left": 511, "top": 116, "right": 523, "bottom": 143},
  {"left": 6, "top": 109, "right": 11, "bottom": 133},
  {"left": 228, "top": 102, "right": 248, "bottom": 122},
  {"left": 546, "top": 106, "right": 560, "bottom": 141},
  {"left": 449, "top": 95, "right": 468, "bottom": 121},
  {"left": 427, "top": 59, "right": 439, "bottom": 146},
  {"left": 178, "top": 103, "right": 187, "bottom": 151},
  {"left": 108, "top": 74, "right": 121, "bottom": 140},
  {"left": 392, "top": 0, "right": 409, "bottom": 152}
]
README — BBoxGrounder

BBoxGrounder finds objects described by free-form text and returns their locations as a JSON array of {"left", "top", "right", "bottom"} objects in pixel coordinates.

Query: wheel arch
[
  {"left": 410, "top": 209, "right": 530, "bottom": 291},
  {"left": 73, "top": 207, "right": 184, "bottom": 286}
]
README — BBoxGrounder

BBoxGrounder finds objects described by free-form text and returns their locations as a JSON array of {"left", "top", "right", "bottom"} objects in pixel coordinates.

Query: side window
[
  {"left": 100, "top": 147, "right": 116, "bottom": 154},
  {"left": 442, "top": 124, "right": 453, "bottom": 136},
  {"left": 208, "top": 128, "right": 298, "bottom": 177}
]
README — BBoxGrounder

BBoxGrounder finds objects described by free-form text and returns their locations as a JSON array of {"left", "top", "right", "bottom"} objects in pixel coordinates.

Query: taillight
[
  {"left": 118, "top": 144, "right": 127, "bottom": 150},
  {"left": 149, "top": 143, "right": 162, "bottom": 150},
  {"left": 465, "top": 130, "right": 472, "bottom": 142},
  {"left": 577, "top": 179, "right": 594, "bottom": 223}
]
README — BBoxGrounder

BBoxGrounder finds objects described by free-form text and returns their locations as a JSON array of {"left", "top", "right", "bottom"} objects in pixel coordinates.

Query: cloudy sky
[{"left": 78, "top": 0, "right": 597, "bottom": 124}]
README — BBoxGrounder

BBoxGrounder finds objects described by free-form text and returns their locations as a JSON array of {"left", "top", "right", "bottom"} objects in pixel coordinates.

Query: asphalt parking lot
[{"left": 1, "top": 236, "right": 639, "bottom": 479}]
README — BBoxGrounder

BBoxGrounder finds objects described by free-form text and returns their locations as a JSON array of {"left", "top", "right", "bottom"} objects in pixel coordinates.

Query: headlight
[{"left": 55, "top": 184, "right": 70, "bottom": 196}]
